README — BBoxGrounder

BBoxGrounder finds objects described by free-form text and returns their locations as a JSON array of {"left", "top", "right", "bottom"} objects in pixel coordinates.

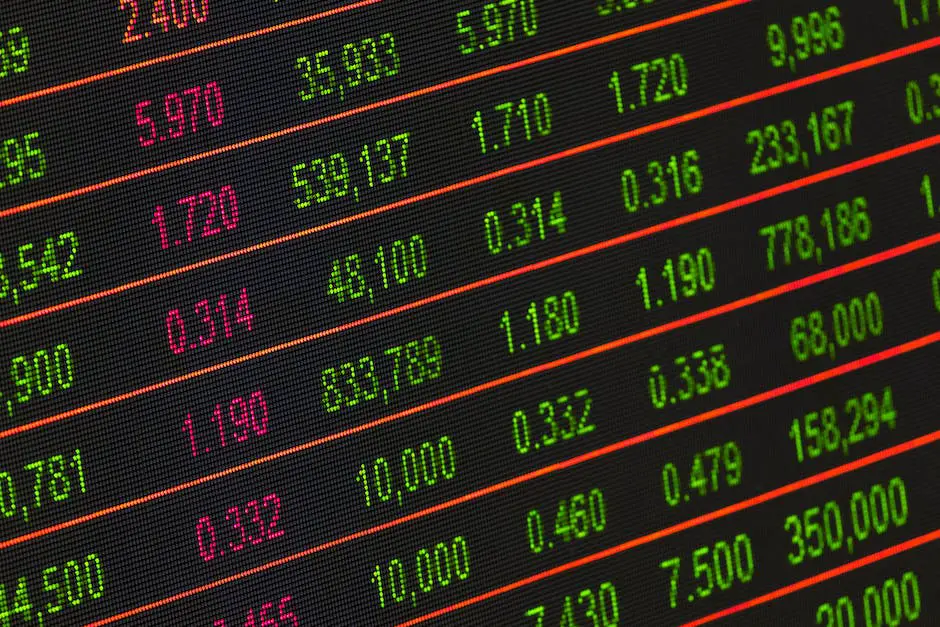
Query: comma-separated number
[
  {"left": 484, "top": 190, "right": 567, "bottom": 255},
  {"left": 356, "top": 435, "right": 456, "bottom": 508},
  {"left": 526, "top": 581, "right": 620, "bottom": 627},
  {"left": 767, "top": 6, "right": 845, "bottom": 74},
  {"left": 0, "top": 449, "right": 87, "bottom": 525},
  {"left": 790, "top": 291, "right": 883, "bottom": 362},
  {"left": 816, "top": 571, "right": 921, "bottom": 627},
  {"left": 648, "top": 344, "right": 731, "bottom": 410},
  {"left": 785, "top": 477, "right": 908, "bottom": 565},
  {"left": 748, "top": 100, "right": 855, "bottom": 175},
  {"left": 1, "top": 343, "right": 74, "bottom": 421},
  {"left": 789, "top": 386, "right": 897, "bottom": 463},
  {"left": 609, "top": 52, "right": 688, "bottom": 114},
  {"left": 662, "top": 441, "right": 742, "bottom": 507},
  {"left": 136, "top": 81, "right": 224, "bottom": 147},
  {"left": 660, "top": 534, "right": 754, "bottom": 609},
  {"left": 292, "top": 132, "right": 409, "bottom": 207},
  {"left": 597, "top": 0, "right": 655, "bottom": 17},
  {"left": 472, "top": 93, "right": 552, "bottom": 155},
  {"left": 0, "top": 27, "right": 29, "bottom": 78},
  {"left": 760, "top": 196, "right": 870, "bottom": 271},
  {"left": 371, "top": 536, "right": 470, "bottom": 609},
  {"left": 500, "top": 291, "right": 580, "bottom": 355},
  {"left": 621, "top": 149, "right": 703, "bottom": 213},
  {"left": 0, "top": 132, "right": 45, "bottom": 191},
  {"left": 165, "top": 288, "right": 254, "bottom": 355},
  {"left": 120, "top": 0, "right": 208, "bottom": 44},
  {"left": 634, "top": 247, "right": 716, "bottom": 312},
  {"left": 152, "top": 185, "right": 239, "bottom": 250},
  {"left": 457, "top": 0, "right": 538, "bottom": 55},
  {"left": 327, "top": 233, "right": 427, "bottom": 305},
  {"left": 196, "top": 493, "right": 284, "bottom": 563},
  {"left": 512, "top": 388, "right": 594, "bottom": 455},
  {"left": 0, "top": 554, "right": 104, "bottom": 625},
  {"left": 182, "top": 389, "right": 268, "bottom": 458},
  {"left": 893, "top": 0, "right": 940, "bottom": 29},
  {"left": 526, "top": 488, "right": 607, "bottom": 555},
  {"left": 214, "top": 596, "right": 299, "bottom": 627},
  {"left": 296, "top": 32, "right": 399, "bottom": 103},
  {"left": 321, "top": 335, "right": 443, "bottom": 413},
  {"left": 0, "top": 232, "right": 83, "bottom": 307}
]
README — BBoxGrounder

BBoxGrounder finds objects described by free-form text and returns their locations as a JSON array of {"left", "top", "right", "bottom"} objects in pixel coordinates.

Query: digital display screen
[{"left": 0, "top": 1, "right": 937, "bottom": 625}]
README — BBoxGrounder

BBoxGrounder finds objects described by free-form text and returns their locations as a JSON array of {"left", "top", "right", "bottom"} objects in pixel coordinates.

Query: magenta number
[
  {"left": 164, "top": 288, "right": 253, "bottom": 355},
  {"left": 135, "top": 80, "right": 224, "bottom": 147},
  {"left": 152, "top": 185, "right": 238, "bottom": 250},
  {"left": 196, "top": 493, "right": 283, "bottom": 563},
  {"left": 183, "top": 390, "right": 268, "bottom": 457},
  {"left": 213, "top": 595, "right": 299, "bottom": 627}
]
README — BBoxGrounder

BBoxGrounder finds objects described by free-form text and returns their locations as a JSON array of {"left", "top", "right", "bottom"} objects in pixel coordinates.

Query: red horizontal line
[
  {"left": 4, "top": 303, "right": 937, "bottom": 557},
  {"left": 3, "top": 126, "right": 937, "bottom": 332},
  {"left": 79, "top": 407, "right": 940, "bottom": 625},
  {"left": 0, "top": 0, "right": 750, "bottom": 220},
  {"left": 0, "top": 0, "right": 386, "bottom": 109},
  {"left": 681, "top": 529, "right": 940, "bottom": 627},
  {"left": 396, "top": 433, "right": 940, "bottom": 627},
  {"left": 2, "top": 227, "right": 936, "bottom": 445}
]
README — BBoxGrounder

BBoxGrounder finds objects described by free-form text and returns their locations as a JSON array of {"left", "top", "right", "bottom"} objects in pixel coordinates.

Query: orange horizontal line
[
  {"left": 396, "top": 432, "right": 940, "bottom": 626},
  {"left": 5, "top": 263, "right": 938, "bottom": 555},
  {"left": 0, "top": 0, "right": 751, "bottom": 220},
  {"left": 2, "top": 227, "right": 936, "bottom": 443},
  {"left": 0, "top": 0, "right": 386, "bottom": 109},
  {"left": 681, "top": 529, "right": 940, "bottom": 627}
]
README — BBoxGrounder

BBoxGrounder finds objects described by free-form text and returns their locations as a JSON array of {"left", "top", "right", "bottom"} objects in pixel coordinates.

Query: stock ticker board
[{"left": 0, "top": 0, "right": 937, "bottom": 625}]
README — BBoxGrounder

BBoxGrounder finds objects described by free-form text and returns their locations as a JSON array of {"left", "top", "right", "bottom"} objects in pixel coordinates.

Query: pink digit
[
  {"left": 183, "top": 85, "right": 202, "bottom": 133},
  {"left": 165, "top": 92, "right": 185, "bottom": 138},
  {"left": 179, "top": 194, "right": 198, "bottom": 242},
  {"left": 196, "top": 516, "right": 216, "bottom": 561},
  {"left": 194, "top": 299, "right": 215, "bottom": 346},
  {"left": 220, "top": 185, "right": 239, "bottom": 230},
  {"left": 216, "top": 293, "right": 232, "bottom": 338},
  {"left": 166, "top": 309, "right": 187, "bottom": 354},
  {"left": 249, "top": 390, "right": 268, "bottom": 435},
  {"left": 152, "top": 205, "right": 169, "bottom": 249},
  {"left": 230, "top": 396, "right": 249, "bottom": 442},
  {"left": 205, "top": 81, "right": 225, "bottom": 127},
  {"left": 182, "top": 415, "right": 198, "bottom": 457},
  {"left": 200, "top": 190, "right": 221, "bottom": 237},
  {"left": 209, "top": 404, "right": 226, "bottom": 447},
  {"left": 135, "top": 100, "right": 156, "bottom": 147}
]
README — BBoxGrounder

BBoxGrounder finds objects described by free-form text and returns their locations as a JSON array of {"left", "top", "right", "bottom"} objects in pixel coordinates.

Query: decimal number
[
  {"left": 370, "top": 535, "right": 470, "bottom": 610},
  {"left": 766, "top": 7, "right": 845, "bottom": 74},
  {"left": 511, "top": 388, "right": 594, "bottom": 455},
  {"left": 327, "top": 233, "right": 427, "bottom": 305},
  {"left": 748, "top": 100, "right": 855, "bottom": 175},
  {"left": 620, "top": 149, "right": 703, "bottom": 213},
  {"left": 2, "top": 343, "right": 74, "bottom": 420},
  {"left": 660, "top": 534, "right": 754, "bottom": 609},
  {"left": 483, "top": 190, "right": 567, "bottom": 256},
  {"left": 894, "top": 0, "right": 940, "bottom": 29},
  {"left": 213, "top": 595, "right": 299, "bottom": 627},
  {"left": 785, "top": 477, "right": 908, "bottom": 566},
  {"left": 0, "top": 553, "right": 105, "bottom": 626},
  {"left": 291, "top": 132, "right": 409, "bottom": 208},
  {"left": 816, "top": 571, "right": 921, "bottom": 627},
  {"left": 121, "top": 0, "right": 209, "bottom": 44},
  {"left": 136, "top": 81, "right": 224, "bottom": 147},
  {"left": 356, "top": 435, "right": 456, "bottom": 508},
  {"left": 0, "top": 449, "right": 87, "bottom": 525},
  {"left": 525, "top": 581, "right": 620, "bottom": 627},
  {"left": 321, "top": 335, "right": 442, "bottom": 413},
  {"left": 295, "top": 32, "right": 399, "bottom": 103},
  {"left": 661, "top": 441, "right": 742, "bottom": 507},
  {"left": 500, "top": 291, "right": 580, "bottom": 355},
  {"left": 526, "top": 488, "right": 607, "bottom": 555},
  {"left": 456, "top": 0, "right": 539, "bottom": 55},
  {"left": 905, "top": 72, "right": 940, "bottom": 126},
  {"left": 789, "top": 386, "right": 897, "bottom": 463},
  {"left": 0, "top": 232, "right": 83, "bottom": 307},
  {"left": 789, "top": 291, "right": 883, "bottom": 362},
  {"left": 760, "top": 196, "right": 870, "bottom": 271},
  {"left": 472, "top": 93, "right": 552, "bottom": 155},
  {"left": 0, "top": 132, "right": 45, "bottom": 191},
  {"left": 152, "top": 185, "right": 239, "bottom": 250},
  {"left": 634, "top": 247, "right": 716, "bottom": 312},
  {"left": 182, "top": 389, "right": 268, "bottom": 458},
  {"left": 647, "top": 344, "right": 731, "bottom": 410},
  {"left": 608, "top": 52, "right": 688, "bottom": 114},
  {"left": 165, "top": 288, "right": 254, "bottom": 355},
  {"left": 0, "top": 27, "right": 29, "bottom": 78},
  {"left": 196, "top": 493, "right": 284, "bottom": 563}
]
